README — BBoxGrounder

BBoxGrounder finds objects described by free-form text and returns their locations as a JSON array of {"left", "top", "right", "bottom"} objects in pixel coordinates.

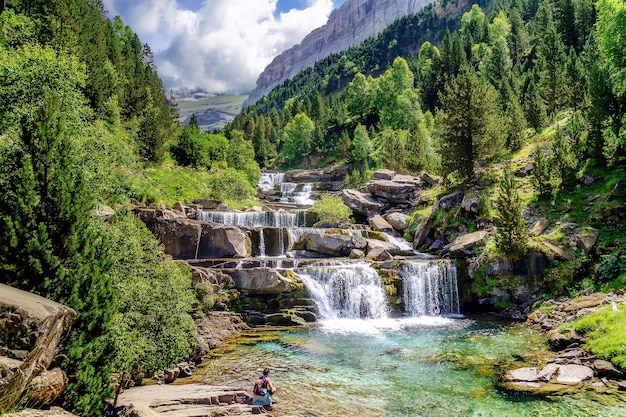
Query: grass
[{"left": 560, "top": 303, "right": 626, "bottom": 368}]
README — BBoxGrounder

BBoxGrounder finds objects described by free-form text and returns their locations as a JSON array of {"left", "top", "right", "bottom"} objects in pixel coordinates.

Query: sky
[{"left": 102, "top": 0, "right": 348, "bottom": 95}]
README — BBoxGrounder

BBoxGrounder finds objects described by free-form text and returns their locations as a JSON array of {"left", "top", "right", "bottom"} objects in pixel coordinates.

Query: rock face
[
  {"left": 342, "top": 189, "right": 387, "bottom": 217},
  {"left": 136, "top": 209, "right": 250, "bottom": 259},
  {"left": 366, "top": 173, "right": 424, "bottom": 204},
  {"left": 0, "top": 285, "right": 76, "bottom": 411},
  {"left": 245, "top": 0, "right": 437, "bottom": 105}
]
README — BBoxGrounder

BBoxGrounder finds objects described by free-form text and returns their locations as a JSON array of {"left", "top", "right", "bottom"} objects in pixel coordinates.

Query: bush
[
  {"left": 311, "top": 195, "right": 352, "bottom": 224},
  {"left": 207, "top": 167, "right": 257, "bottom": 202}
]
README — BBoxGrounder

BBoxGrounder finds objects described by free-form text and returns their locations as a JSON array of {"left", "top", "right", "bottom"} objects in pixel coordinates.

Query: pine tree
[
  {"left": 0, "top": 94, "right": 115, "bottom": 417},
  {"left": 438, "top": 66, "right": 504, "bottom": 183},
  {"left": 537, "top": 19, "right": 568, "bottom": 115},
  {"left": 531, "top": 146, "right": 552, "bottom": 198},
  {"left": 495, "top": 162, "right": 527, "bottom": 254},
  {"left": 523, "top": 78, "right": 547, "bottom": 132}
]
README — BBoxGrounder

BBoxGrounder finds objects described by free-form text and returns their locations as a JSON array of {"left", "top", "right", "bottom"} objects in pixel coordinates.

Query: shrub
[
  {"left": 312, "top": 195, "right": 353, "bottom": 225},
  {"left": 207, "top": 167, "right": 257, "bottom": 202}
]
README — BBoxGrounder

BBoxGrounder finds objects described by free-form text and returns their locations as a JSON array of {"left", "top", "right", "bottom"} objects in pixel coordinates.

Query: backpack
[{"left": 253, "top": 376, "right": 268, "bottom": 396}]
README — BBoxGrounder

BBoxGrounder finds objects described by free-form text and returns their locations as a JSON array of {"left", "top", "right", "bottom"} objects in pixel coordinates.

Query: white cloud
[{"left": 104, "top": 0, "right": 335, "bottom": 94}]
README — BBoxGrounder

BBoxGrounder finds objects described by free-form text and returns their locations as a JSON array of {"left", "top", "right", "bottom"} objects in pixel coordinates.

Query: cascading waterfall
[
  {"left": 198, "top": 210, "right": 306, "bottom": 228},
  {"left": 258, "top": 172, "right": 285, "bottom": 192},
  {"left": 297, "top": 263, "right": 389, "bottom": 320},
  {"left": 400, "top": 260, "right": 460, "bottom": 316},
  {"left": 279, "top": 182, "right": 315, "bottom": 205}
]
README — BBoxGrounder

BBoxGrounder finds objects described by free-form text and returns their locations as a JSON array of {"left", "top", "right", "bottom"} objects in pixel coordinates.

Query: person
[{"left": 251, "top": 367, "right": 277, "bottom": 410}]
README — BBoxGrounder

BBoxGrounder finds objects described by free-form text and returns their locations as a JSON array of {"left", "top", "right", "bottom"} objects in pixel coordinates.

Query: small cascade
[
  {"left": 279, "top": 182, "right": 315, "bottom": 206},
  {"left": 258, "top": 172, "right": 285, "bottom": 192},
  {"left": 400, "top": 260, "right": 459, "bottom": 316},
  {"left": 198, "top": 210, "right": 306, "bottom": 228},
  {"left": 297, "top": 263, "right": 389, "bottom": 320},
  {"left": 258, "top": 228, "right": 266, "bottom": 257}
]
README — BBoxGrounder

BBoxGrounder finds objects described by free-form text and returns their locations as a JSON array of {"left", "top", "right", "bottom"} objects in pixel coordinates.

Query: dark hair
[{"left": 263, "top": 367, "right": 271, "bottom": 376}]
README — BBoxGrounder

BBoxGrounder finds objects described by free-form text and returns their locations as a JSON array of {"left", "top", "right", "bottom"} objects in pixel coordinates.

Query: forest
[{"left": 0, "top": 0, "right": 625, "bottom": 415}]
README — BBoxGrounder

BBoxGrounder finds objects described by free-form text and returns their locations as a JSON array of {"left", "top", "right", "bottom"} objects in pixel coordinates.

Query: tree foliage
[{"left": 495, "top": 162, "right": 527, "bottom": 254}]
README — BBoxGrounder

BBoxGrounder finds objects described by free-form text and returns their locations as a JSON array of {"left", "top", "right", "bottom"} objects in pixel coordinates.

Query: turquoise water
[{"left": 199, "top": 317, "right": 626, "bottom": 417}]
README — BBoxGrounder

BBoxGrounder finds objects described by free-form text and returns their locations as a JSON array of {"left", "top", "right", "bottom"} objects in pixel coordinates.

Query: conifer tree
[
  {"left": 495, "top": 162, "right": 527, "bottom": 254},
  {"left": 0, "top": 94, "right": 115, "bottom": 417},
  {"left": 438, "top": 66, "right": 504, "bottom": 183},
  {"left": 531, "top": 146, "right": 552, "bottom": 198},
  {"left": 523, "top": 78, "right": 547, "bottom": 132}
]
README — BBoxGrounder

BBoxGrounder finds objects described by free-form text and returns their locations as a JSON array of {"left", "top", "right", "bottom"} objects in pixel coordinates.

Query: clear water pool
[{"left": 197, "top": 317, "right": 626, "bottom": 417}]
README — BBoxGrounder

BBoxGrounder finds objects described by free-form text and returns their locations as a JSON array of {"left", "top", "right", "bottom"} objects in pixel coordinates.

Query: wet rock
[
  {"left": 198, "top": 222, "right": 251, "bottom": 259},
  {"left": 448, "top": 231, "right": 490, "bottom": 258},
  {"left": 284, "top": 166, "right": 348, "bottom": 183},
  {"left": 384, "top": 212, "right": 409, "bottom": 231},
  {"left": 192, "top": 311, "right": 247, "bottom": 361},
  {"left": 428, "top": 240, "right": 444, "bottom": 251},
  {"left": 529, "top": 218, "right": 549, "bottom": 237},
  {"left": 366, "top": 239, "right": 401, "bottom": 256},
  {"left": 618, "top": 381, "right": 626, "bottom": 391},
  {"left": 368, "top": 215, "right": 394, "bottom": 234},
  {"left": 436, "top": 191, "right": 464, "bottom": 211}
]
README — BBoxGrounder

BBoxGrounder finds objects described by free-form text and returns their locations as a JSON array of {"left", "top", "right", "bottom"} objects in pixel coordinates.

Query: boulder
[
  {"left": 23, "top": 368, "right": 67, "bottom": 406},
  {"left": 366, "top": 247, "right": 393, "bottom": 261},
  {"left": 448, "top": 231, "right": 490, "bottom": 258},
  {"left": 563, "top": 293, "right": 607, "bottom": 313},
  {"left": 372, "top": 169, "right": 396, "bottom": 180},
  {"left": 619, "top": 381, "right": 626, "bottom": 391},
  {"left": 198, "top": 222, "right": 250, "bottom": 259},
  {"left": 136, "top": 212, "right": 202, "bottom": 259},
  {"left": 192, "top": 311, "right": 247, "bottom": 360},
  {"left": 555, "top": 365, "right": 594, "bottom": 384},
  {"left": 284, "top": 166, "right": 348, "bottom": 183},
  {"left": 460, "top": 194, "right": 480, "bottom": 215},
  {"left": 593, "top": 360, "right": 623, "bottom": 378},
  {"left": 342, "top": 189, "right": 387, "bottom": 217},
  {"left": 516, "top": 163, "right": 533, "bottom": 177},
  {"left": 413, "top": 222, "right": 432, "bottom": 247},
  {"left": 437, "top": 191, "right": 464, "bottom": 211},
  {"left": 529, "top": 218, "right": 549, "bottom": 236},
  {"left": 420, "top": 172, "right": 441, "bottom": 187},
  {"left": 224, "top": 268, "right": 297, "bottom": 295},
  {"left": 384, "top": 212, "right": 409, "bottom": 231},
  {"left": 349, "top": 249, "right": 366, "bottom": 259},
  {"left": 366, "top": 239, "right": 401, "bottom": 256},
  {"left": 92, "top": 204, "right": 115, "bottom": 220},
  {"left": 164, "top": 368, "right": 179, "bottom": 384},
  {"left": 191, "top": 199, "right": 223, "bottom": 210},
  {"left": 580, "top": 175, "right": 595, "bottom": 186},
  {"left": 0, "top": 284, "right": 76, "bottom": 411},
  {"left": 293, "top": 231, "right": 366, "bottom": 257},
  {"left": 368, "top": 215, "right": 394, "bottom": 234},
  {"left": 366, "top": 175, "right": 422, "bottom": 204},
  {"left": 576, "top": 227, "right": 599, "bottom": 254},
  {"left": 540, "top": 241, "right": 573, "bottom": 261}
]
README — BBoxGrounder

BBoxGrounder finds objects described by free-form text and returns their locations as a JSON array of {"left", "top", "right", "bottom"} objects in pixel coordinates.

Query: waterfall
[
  {"left": 400, "top": 260, "right": 459, "bottom": 316},
  {"left": 279, "top": 182, "right": 315, "bottom": 206},
  {"left": 258, "top": 172, "right": 286, "bottom": 192},
  {"left": 297, "top": 263, "right": 389, "bottom": 320},
  {"left": 198, "top": 210, "right": 305, "bottom": 228},
  {"left": 258, "top": 228, "right": 266, "bottom": 257}
]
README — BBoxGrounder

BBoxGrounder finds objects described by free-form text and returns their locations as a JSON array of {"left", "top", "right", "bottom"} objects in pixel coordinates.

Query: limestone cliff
[{"left": 245, "top": 0, "right": 437, "bottom": 106}]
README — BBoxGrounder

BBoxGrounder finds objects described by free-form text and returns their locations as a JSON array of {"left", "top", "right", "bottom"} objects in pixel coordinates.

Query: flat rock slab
[
  {"left": 118, "top": 384, "right": 301, "bottom": 417},
  {"left": 556, "top": 365, "right": 594, "bottom": 384}
]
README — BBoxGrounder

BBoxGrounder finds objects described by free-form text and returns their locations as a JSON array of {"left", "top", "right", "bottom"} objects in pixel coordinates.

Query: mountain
[{"left": 245, "top": 0, "right": 437, "bottom": 106}]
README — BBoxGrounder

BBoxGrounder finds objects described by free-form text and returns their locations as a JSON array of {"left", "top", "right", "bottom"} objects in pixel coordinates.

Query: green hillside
[{"left": 177, "top": 94, "right": 247, "bottom": 131}]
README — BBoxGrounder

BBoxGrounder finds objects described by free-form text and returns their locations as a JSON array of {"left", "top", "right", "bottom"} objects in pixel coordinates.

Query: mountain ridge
[{"left": 245, "top": 0, "right": 437, "bottom": 106}]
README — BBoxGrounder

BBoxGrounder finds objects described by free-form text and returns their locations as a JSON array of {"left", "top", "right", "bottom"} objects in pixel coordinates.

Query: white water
[
  {"left": 258, "top": 172, "right": 285, "bottom": 192},
  {"left": 258, "top": 229, "right": 266, "bottom": 257},
  {"left": 279, "top": 182, "right": 315, "bottom": 205},
  {"left": 400, "top": 260, "right": 460, "bottom": 316},
  {"left": 297, "top": 263, "right": 389, "bottom": 320},
  {"left": 198, "top": 210, "right": 305, "bottom": 228}
]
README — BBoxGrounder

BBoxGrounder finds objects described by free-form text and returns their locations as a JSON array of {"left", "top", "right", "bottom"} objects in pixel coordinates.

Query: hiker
[{"left": 252, "top": 367, "right": 277, "bottom": 410}]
